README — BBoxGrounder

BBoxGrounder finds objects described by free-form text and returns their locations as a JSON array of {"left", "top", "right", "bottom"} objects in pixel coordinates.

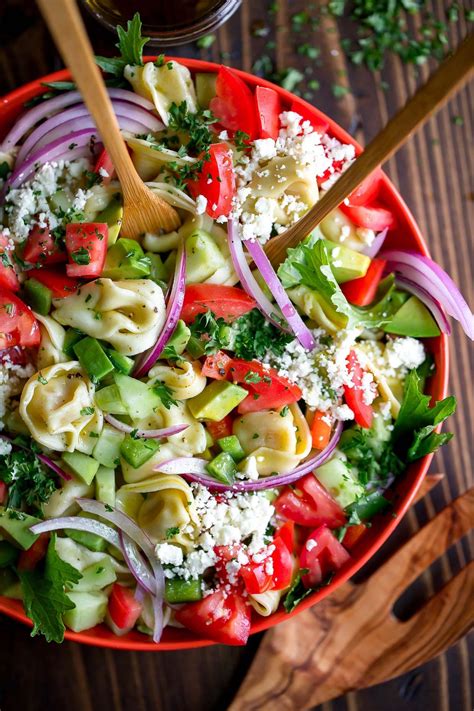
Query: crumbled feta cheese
[
  {"left": 98, "top": 167, "right": 109, "bottom": 178},
  {"left": 385, "top": 337, "right": 426, "bottom": 372},
  {"left": 0, "top": 358, "right": 34, "bottom": 428},
  {"left": 155, "top": 543, "right": 184, "bottom": 566},
  {"left": 306, "top": 539, "right": 318, "bottom": 551},
  {"left": 0, "top": 438, "right": 12, "bottom": 456},
  {"left": 195, "top": 194, "right": 208, "bottom": 214}
]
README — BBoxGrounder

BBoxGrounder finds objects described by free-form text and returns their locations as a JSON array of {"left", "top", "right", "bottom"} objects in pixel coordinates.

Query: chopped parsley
[
  {"left": 0, "top": 161, "right": 10, "bottom": 180},
  {"left": 153, "top": 382, "right": 178, "bottom": 410},
  {"left": 232, "top": 309, "right": 292, "bottom": 361},
  {"left": 165, "top": 526, "right": 181, "bottom": 539},
  {"left": 80, "top": 407, "right": 95, "bottom": 416},
  {"left": 95, "top": 12, "right": 149, "bottom": 78},
  {"left": 0, "top": 439, "right": 58, "bottom": 512},
  {"left": 189, "top": 310, "right": 232, "bottom": 355},
  {"left": 71, "top": 247, "right": 90, "bottom": 265},
  {"left": 37, "top": 374, "right": 48, "bottom": 385}
]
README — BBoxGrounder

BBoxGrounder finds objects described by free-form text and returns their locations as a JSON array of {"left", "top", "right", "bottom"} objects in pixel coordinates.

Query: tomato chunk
[
  {"left": 0, "top": 234, "right": 20, "bottom": 292},
  {"left": 340, "top": 201, "right": 396, "bottom": 231},
  {"left": 65, "top": 222, "right": 108, "bottom": 278},
  {"left": 187, "top": 143, "right": 235, "bottom": 219},
  {"left": 206, "top": 415, "right": 234, "bottom": 441},
  {"left": 341, "top": 258, "right": 387, "bottom": 307},
  {"left": 94, "top": 148, "right": 115, "bottom": 184},
  {"left": 342, "top": 523, "right": 367, "bottom": 551},
  {"left": 108, "top": 583, "right": 143, "bottom": 630},
  {"left": 0, "top": 482, "right": 8, "bottom": 505},
  {"left": 210, "top": 66, "right": 258, "bottom": 140},
  {"left": 310, "top": 410, "right": 332, "bottom": 450},
  {"left": 275, "top": 474, "right": 346, "bottom": 529},
  {"left": 201, "top": 351, "right": 233, "bottom": 380},
  {"left": 181, "top": 284, "right": 255, "bottom": 323},
  {"left": 17, "top": 533, "right": 50, "bottom": 571},
  {"left": 0, "top": 289, "right": 40, "bottom": 349},
  {"left": 347, "top": 169, "right": 382, "bottom": 206},
  {"left": 300, "top": 525, "right": 351, "bottom": 588},
  {"left": 23, "top": 225, "right": 66, "bottom": 266},
  {"left": 255, "top": 86, "right": 281, "bottom": 140},
  {"left": 343, "top": 350, "right": 374, "bottom": 429},
  {"left": 229, "top": 359, "right": 301, "bottom": 413},
  {"left": 27, "top": 268, "right": 81, "bottom": 298},
  {"left": 175, "top": 588, "right": 251, "bottom": 645}
]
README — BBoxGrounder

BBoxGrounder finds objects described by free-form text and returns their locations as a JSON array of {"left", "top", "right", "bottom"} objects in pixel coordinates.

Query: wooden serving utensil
[
  {"left": 37, "top": 0, "right": 180, "bottom": 237},
  {"left": 265, "top": 33, "right": 474, "bottom": 267},
  {"left": 230, "top": 475, "right": 474, "bottom": 710}
]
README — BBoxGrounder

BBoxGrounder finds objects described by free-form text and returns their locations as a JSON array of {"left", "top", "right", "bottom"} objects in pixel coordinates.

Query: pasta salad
[{"left": 0, "top": 16, "right": 471, "bottom": 646}]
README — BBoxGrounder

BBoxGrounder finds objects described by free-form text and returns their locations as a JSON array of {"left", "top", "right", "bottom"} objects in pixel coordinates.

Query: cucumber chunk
[
  {"left": 94, "top": 466, "right": 116, "bottom": 507},
  {"left": 113, "top": 373, "right": 161, "bottom": 420},
  {"left": 63, "top": 590, "right": 108, "bottom": 632},
  {"left": 69, "top": 557, "right": 117, "bottom": 592},
  {"left": 95, "top": 194, "right": 123, "bottom": 246},
  {"left": 206, "top": 452, "right": 236, "bottom": 485},
  {"left": 0, "top": 508, "right": 40, "bottom": 550},
  {"left": 93, "top": 424, "right": 124, "bottom": 469},
  {"left": 65, "top": 515, "right": 108, "bottom": 552},
  {"left": 315, "top": 458, "right": 364, "bottom": 508},
  {"left": 217, "top": 435, "right": 245, "bottom": 462},
  {"left": 185, "top": 230, "right": 225, "bottom": 283},
  {"left": 165, "top": 576, "right": 203, "bottom": 603},
  {"left": 73, "top": 337, "right": 115, "bottom": 383},
  {"left": 94, "top": 384, "right": 128, "bottom": 415},
  {"left": 61, "top": 451, "right": 100, "bottom": 485},
  {"left": 120, "top": 435, "right": 160, "bottom": 468},
  {"left": 102, "top": 238, "right": 151, "bottom": 280}
]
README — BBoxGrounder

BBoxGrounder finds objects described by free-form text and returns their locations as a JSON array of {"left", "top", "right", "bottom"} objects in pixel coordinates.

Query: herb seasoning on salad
[{"left": 0, "top": 14, "right": 471, "bottom": 646}]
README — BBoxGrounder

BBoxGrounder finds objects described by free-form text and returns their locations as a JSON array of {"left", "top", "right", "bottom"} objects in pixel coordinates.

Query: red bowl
[{"left": 0, "top": 59, "right": 448, "bottom": 650}]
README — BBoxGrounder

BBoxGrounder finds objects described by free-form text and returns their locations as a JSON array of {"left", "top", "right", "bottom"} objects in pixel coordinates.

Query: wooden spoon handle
[
  {"left": 36, "top": 0, "right": 138, "bottom": 197},
  {"left": 265, "top": 33, "right": 474, "bottom": 267}
]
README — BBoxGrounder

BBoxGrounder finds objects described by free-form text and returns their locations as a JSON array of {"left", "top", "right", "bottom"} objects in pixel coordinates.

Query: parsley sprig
[
  {"left": 189, "top": 311, "right": 232, "bottom": 355},
  {"left": 95, "top": 13, "right": 149, "bottom": 78},
  {"left": 0, "top": 438, "right": 58, "bottom": 513}
]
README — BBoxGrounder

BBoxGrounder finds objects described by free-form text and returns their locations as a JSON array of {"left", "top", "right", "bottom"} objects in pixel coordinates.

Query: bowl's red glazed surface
[{"left": 0, "top": 59, "right": 449, "bottom": 650}]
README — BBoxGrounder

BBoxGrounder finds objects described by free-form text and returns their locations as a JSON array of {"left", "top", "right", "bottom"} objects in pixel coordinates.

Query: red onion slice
[
  {"left": 395, "top": 276, "right": 451, "bottom": 335},
  {"left": 6, "top": 129, "right": 100, "bottom": 189},
  {"left": 37, "top": 453, "right": 72, "bottom": 481},
  {"left": 0, "top": 88, "right": 156, "bottom": 152},
  {"left": 105, "top": 413, "right": 188, "bottom": 439},
  {"left": 151, "top": 565, "right": 165, "bottom": 643},
  {"left": 155, "top": 421, "right": 343, "bottom": 491},
  {"left": 15, "top": 101, "right": 162, "bottom": 166},
  {"left": 245, "top": 238, "right": 316, "bottom": 351},
  {"left": 382, "top": 250, "right": 474, "bottom": 339},
  {"left": 119, "top": 531, "right": 156, "bottom": 596},
  {"left": 30, "top": 516, "right": 121, "bottom": 548},
  {"left": 361, "top": 228, "right": 388, "bottom": 258},
  {"left": 227, "top": 219, "right": 290, "bottom": 331},
  {"left": 133, "top": 241, "right": 186, "bottom": 378}
]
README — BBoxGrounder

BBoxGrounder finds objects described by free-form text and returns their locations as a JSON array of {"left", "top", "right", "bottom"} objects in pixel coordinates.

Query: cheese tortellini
[
  {"left": 118, "top": 474, "right": 199, "bottom": 548},
  {"left": 19, "top": 361, "right": 103, "bottom": 453},
  {"left": 124, "top": 61, "right": 197, "bottom": 125},
  {"left": 233, "top": 403, "right": 312, "bottom": 476},
  {"left": 320, "top": 206, "right": 376, "bottom": 253},
  {"left": 35, "top": 314, "right": 68, "bottom": 370},
  {"left": 52, "top": 278, "right": 166, "bottom": 356},
  {"left": 148, "top": 360, "right": 206, "bottom": 401},
  {"left": 249, "top": 590, "right": 285, "bottom": 617}
]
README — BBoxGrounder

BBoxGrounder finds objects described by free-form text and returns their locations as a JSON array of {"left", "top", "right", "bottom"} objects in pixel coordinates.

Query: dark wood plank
[{"left": 0, "top": 1, "right": 472, "bottom": 710}]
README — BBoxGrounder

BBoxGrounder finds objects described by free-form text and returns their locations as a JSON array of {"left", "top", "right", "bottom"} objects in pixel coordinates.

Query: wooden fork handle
[{"left": 37, "top": 0, "right": 139, "bottom": 197}]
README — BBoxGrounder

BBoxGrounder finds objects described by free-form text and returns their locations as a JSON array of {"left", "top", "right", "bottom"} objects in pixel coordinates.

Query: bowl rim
[{"left": 0, "top": 58, "right": 449, "bottom": 651}]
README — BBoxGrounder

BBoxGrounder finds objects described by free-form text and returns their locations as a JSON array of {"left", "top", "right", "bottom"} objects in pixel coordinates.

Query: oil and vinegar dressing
[{"left": 84, "top": 0, "right": 225, "bottom": 28}]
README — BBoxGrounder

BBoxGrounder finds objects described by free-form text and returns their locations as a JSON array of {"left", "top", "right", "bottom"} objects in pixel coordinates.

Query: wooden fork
[
  {"left": 37, "top": 0, "right": 180, "bottom": 237},
  {"left": 230, "top": 475, "right": 473, "bottom": 710}
]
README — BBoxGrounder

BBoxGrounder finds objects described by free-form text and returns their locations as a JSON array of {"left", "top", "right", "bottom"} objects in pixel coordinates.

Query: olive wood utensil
[
  {"left": 36, "top": 0, "right": 180, "bottom": 237},
  {"left": 230, "top": 475, "right": 474, "bottom": 710},
  {"left": 265, "top": 34, "right": 474, "bottom": 267}
]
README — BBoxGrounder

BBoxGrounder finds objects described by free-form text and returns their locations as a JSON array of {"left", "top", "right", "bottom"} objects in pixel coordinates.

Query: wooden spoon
[
  {"left": 265, "top": 33, "right": 474, "bottom": 267},
  {"left": 230, "top": 475, "right": 474, "bottom": 710},
  {"left": 37, "top": 0, "right": 180, "bottom": 237}
]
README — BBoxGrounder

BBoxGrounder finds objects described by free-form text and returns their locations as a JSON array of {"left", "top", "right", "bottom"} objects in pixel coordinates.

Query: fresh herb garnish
[
  {"left": 19, "top": 534, "right": 82, "bottom": 643},
  {"left": 165, "top": 526, "right": 180, "bottom": 539},
  {"left": 153, "top": 382, "right": 178, "bottom": 410},
  {"left": 80, "top": 407, "right": 95, "bottom": 416},
  {"left": 95, "top": 12, "right": 149, "bottom": 78},
  {"left": 0, "top": 441, "right": 58, "bottom": 512},
  {"left": 189, "top": 310, "right": 232, "bottom": 355},
  {"left": 168, "top": 101, "right": 217, "bottom": 154},
  {"left": 71, "top": 247, "right": 90, "bottom": 265},
  {"left": 232, "top": 309, "right": 292, "bottom": 361},
  {"left": 196, "top": 34, "right": 216, "bottom": 49}
]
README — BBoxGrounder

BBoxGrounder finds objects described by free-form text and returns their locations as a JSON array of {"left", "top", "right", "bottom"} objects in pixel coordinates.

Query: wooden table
[{"left": 0, "top": 1, "right": 472, "bottom": 709}]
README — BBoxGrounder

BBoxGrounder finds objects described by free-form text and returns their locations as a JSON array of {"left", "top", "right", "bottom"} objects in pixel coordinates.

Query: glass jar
[{"left": 81, "top": 0, "right": 242, "bottom": 46}]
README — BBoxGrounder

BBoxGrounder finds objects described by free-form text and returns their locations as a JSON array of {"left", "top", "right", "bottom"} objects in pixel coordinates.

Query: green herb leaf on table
[{"left": 18, "top": 534, "right": 82, "bottom": 644}]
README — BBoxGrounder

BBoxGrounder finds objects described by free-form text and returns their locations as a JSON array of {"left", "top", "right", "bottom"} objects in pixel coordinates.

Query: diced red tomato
[
  {"left": 27, "top": 268, "right": 81, "bottom": 298},
  {"left": 317, "top": 160, "right": 343, "bottom": 188},
  {"left": 255, "top": 86, "right": 281, "bottom": 140},
  {"left": 65, "top": 222, "right": 108, "bottom": 278},
  {"left": 201, "top": 351, "right": 233, "bottom": 380},
  {"left": 0, "top": 235, "right": 20, "bottom": 292},
  {"left": 300, "top": 525, "right": 351, "bottom": 588},
  {"left": 187, "top": 143, "right": 235, "bottom": 219},
  {"left": 275, "top": 474, "right": 346, "bottom": 529},
  {"left": 347, "top": 169, "right": 382, "bottom": 206},
  {"left": 343, "top": 350, "right": 374, "bottom": 429},
  {"left": 341, "top": 258, "right": 387, "bottom": 307},
  {"left": 240, "top": 559, "right": 273, "bottom": 594},
  {"left": 270, "top": 535, "right": 293, "bottom": 590},
  {"left": 181, "top": 284, "right": 256, "bottom": 323},
  {"left": 175, "top": 588, "right": 251, "bottom": 645},
  {"left": 206, "top": 415, "right": 234, "bottom": 441},
  {"left": 342, "top": 523, "right": 367, "bottom": 551},
  {"left": 290, "top": 99, "right": 329, "bottom": 134},
  {"left": 108, "top": 583, "right": 143, "bottom": 630},
  {"left": 214, "top": 543, "right": 242, "bottom": 586},
  {"left": 210, "top": 66, "right": 258, "bottom": 140},
  {"left": 340, "top": 201, "right": 396, "bottom": 231},
  {"left": 17, "top": 533, "right": 50, "bottom": 571},
  {"left": 240, "top": 534, "right": 293, "bottom": 594},
  {"left": 0, "top": 290, "right": 40, "bottom": 349},
  {"left": 23, "top": 225, "right": 66, "bottom": 266},
  {"left": 229, "top": 359, "right": 302, "bottom": 413},
  {"left": 310, "top": 410, "right": 332, "bottom": 450},
  {"left": 94, "top": 148, "right": 115, "bottom": 184},
  {"left": 0, "top": 482, "right": 7, "bottom": 505},
  {"left": 276, "top": 520, "right": 295, "bottom": 553}
]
